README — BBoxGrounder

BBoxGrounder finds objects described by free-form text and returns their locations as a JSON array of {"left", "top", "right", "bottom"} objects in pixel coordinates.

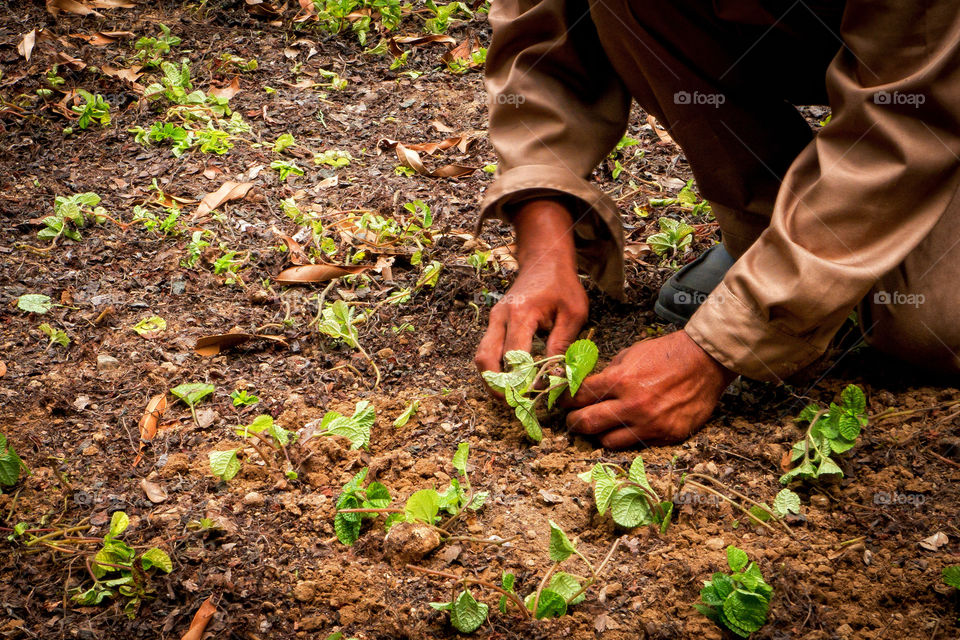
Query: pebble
[
  {"left": 243, "top": 492, "right": 265, "bottom": 507},
  {"left": 292, "top": 580, "right": 317, "bottom": 602},
  {"left": 811, "top": 494, "right": 830, "bottom": 508},
  {"left": 96, "top": 354, "right": 120, "bottom": 372},
  {"left": 705, "top": 536, "right": 726, "bottom": 551}
]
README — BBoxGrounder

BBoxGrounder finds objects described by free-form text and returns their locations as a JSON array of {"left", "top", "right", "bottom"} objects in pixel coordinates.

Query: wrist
[{"left": 513, "top": 199, "right": 578, "bottom": 270}]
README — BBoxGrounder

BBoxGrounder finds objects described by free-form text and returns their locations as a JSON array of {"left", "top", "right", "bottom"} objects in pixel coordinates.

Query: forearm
[{"left": 513, "top": 200, "right": 577, "bottom": 270}]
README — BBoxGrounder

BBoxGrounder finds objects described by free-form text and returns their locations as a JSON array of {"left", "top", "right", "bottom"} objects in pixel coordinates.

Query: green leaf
[
  {"left": 773, "top": 489, "right": 801, "bottom": 516},
  {"left": 482, "top": 350, "right": 537, "bottom": 394},
  {"left": 393, "top": 400, "right": 420, "bottom": 428},
  {"left": 209, "top": 449, "right": 240, "bottom": 481},
  {"left": 796, "top": 403, "right": 822, "bottom": 423},
  {"left": 170, "top": 383, "right": 215, "bottom": 407},
  {"left": 546, "top": 376, "right": 567, "bottom": 410},
  {"left": 533, "top": 589, "right": 567, "bottom": 619},
  {"left": 840, "top": 384, "right": 866, "bottom": 415},
  {"left": 17, "top": 294, "right": 53, "bottom": 314},
  {"left": 405, "top": 489, "right": 440, "bottom": 524},
  {"left": 611, "top": 486, "right": 654, "bottom": 528},
  {"left": 816, "top": 456, "right": 843, "bottom": 477},
  {"left": 334, "top": 512, "right": 361, "bottom": 545},
  {"left": 658, "top": 501, "right": 674, "bottom": 534},
  {"left": 448, "top": 589, "right": 488, "bottom": 633},
  {"left": 943, "top": 565, "right": 960, "bottom": 589},
  {"left": 451, "top": 442, "right": 469, "bottom": 476},
  {"left": 501, "top": 572, "right": 515, "bottom": 592},
  {"left": 837, "top": 413, "right": 861, "bottom": 440},
  {"left": 322, "top": 401, "right": 375, "bottom": 450},
  {"left": 547, "top": 520, "right": 575, "bottom": 562},
  {"left": 132, "top": 316, "right": 166, "bottom": 336},
  {"left": 700, "top": 583, "right": 723, "bottom": 607},
  {"left": 548, "top": 572, "right": 584, "bottom": 604},
  {"left": 507, "top": 386, "right": 542, "bottom": 442},
  {"left": 726, "top": 546, "right": 749, "bottom": 572},
  {"left": 108, "top": 511, "right": 130, "bottom": 538},
  {"left": 628, "top": 454, "right": 654, "bottom": 494},
  {"left": 828, "top": 435, "right": 857, "bottom": 454},
  {"left": 140, "top": 547, "right": 173, "bottom": 573},
  {"left": 722, "top": 589, "right": 769, "bottom": 633},
  {"left": 711, "top": 573, "right": 735, "bottom": 600},
  {"left": 0, "top": 448, "right": 26, "bottom": 487},
  {"left": 594, "top": 474, "right": 618, "bottom": 516},
  {"left": 564, "top": 339, "right": 598, "bottom": 396}
]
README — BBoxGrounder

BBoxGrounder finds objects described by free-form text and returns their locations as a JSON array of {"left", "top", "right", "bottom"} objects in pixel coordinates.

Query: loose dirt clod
[{"left": 383, "top": 521, "right": 443, "bottom": 566}]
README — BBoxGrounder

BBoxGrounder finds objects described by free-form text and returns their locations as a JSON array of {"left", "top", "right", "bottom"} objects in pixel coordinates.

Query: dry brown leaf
[
  {"left": 246, "top": 0, "right": 284, "bottom": 19},
  {"left": 55, "top": 51, "right": 86, "bottom": 71},
  {"left": 624, "top": 242, "right": 651, "bottom": 261},
  {"left": 491, "top": 244, "right": 518, "bottom": 271},
  {"left": 18, "top": 30, "right": 36, "bottom": 62},
  {"left": 46, "top": 0, "right": 104, "bottom": 17},
  {"left": 441, "top": 34, "right": 482, "bottom": 67},
  {"left": 274, "top": 232, "right": 309, "bottom": 265},
  {"left": 275, "top": 264, "right": 370, "bottom": 285},
  {"left": 194, "top": 332, "right": 288, "bottom": 357},
  {"left": 134, "top": 393, "right": 166, "bottom": 467},
  {"left": 70, "top": 31, "right": 134, "bottom": 45},
  {"left": 379, "top": 139, "right": 476, "bottom": 178},
  {"left": 646, "top": 114, "right": 675, "bottom": 145},
  {"left": 196, "top": 181, "right": 254, "bottom": 216},
  {"left": 209, "top": 77, "right": 241, "bottom": 100},
  {"left": 140, "top": 478, "right": 168, "bottom": 503},
  {"left": 429, "top": 119, "right": 455, "bottom": 134},
  {"left": 181, "top": 596, "right": 217, "bottom": 640},
  {"left": 101, "top": 64, "right": 143, "bottom": 83},
  {"left": 89, "top": 0, "right": 136, "bottom": 7},
  {"left": 0, "top": 361, "right": 6, "bottom": 378}
]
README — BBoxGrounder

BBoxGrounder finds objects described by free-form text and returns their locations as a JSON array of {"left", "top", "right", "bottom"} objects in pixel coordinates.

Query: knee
[{"left": 863, "top": 291, "right": 960, "bottom": 373}]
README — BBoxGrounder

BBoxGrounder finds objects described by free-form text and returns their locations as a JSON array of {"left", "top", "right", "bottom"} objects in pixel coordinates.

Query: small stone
[
  {"left": 299, "top": 615, "right": 327, "bottom": 631},
  {"left": 810, "top": 494, "right": 830, "bottom": 508},
  {"left": 705, "top": 537, "right": 726, "bottom": 551},
  {"left": 418, "top": 342, "right": 435, "bottom": 357},
  {"left": 243, "top": 492, "right": 265, "bottom": 507},
  {"left": 292, "top": 580, "right": 317, "bottom": 602},
  {"left": 96, "top": 354, "right": 120, "bottom": 372},
  {"left": 526, "top": 529, "right": 537, "bottom": 540},
  {"left": 82, "top": 445, "right": 100, "bottom": 456},
  {"left": 158, "top": 362, "right": 178, "bottom": 375},
  {"left": 377, "top": 347, "right": 395, "bottom": 359},
  {"left": 383, "top": 521, "right": 442, "bottom": 566}
]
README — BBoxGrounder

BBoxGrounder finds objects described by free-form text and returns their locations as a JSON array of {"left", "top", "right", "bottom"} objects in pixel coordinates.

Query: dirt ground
[{"left": 1, "top": 1, "right": 959, "bottom": 639}]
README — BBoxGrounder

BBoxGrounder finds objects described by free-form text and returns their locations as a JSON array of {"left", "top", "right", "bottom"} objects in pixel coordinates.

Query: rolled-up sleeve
[
  {"left": 686, "top": 3, "right": 960, "bottom": 381},
  {"left": 480, "top": 0, "right": 630, "bottom": 295}
]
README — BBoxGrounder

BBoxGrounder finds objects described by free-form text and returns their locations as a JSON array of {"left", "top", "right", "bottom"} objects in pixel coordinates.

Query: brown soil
[{"left": 1, "top": 2, "right": 958, "bottom": 640}]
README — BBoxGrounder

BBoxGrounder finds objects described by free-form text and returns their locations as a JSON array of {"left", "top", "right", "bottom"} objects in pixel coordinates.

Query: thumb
[{"left": 545, "top": 309, "right": 586, "bottom": 357}]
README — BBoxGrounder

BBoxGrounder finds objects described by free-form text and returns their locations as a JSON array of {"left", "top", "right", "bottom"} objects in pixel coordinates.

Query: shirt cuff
[
  {"left": 477, "top": 164, "right": 624, "bottom": 298},
  {"left": 685, "top": 282, "right": 823, "bottom": 381}
]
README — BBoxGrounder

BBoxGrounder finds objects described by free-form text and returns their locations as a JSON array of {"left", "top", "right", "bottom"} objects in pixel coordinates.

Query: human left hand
[{"left": 563, "top": 330, "right": 737, "bottom": 448}]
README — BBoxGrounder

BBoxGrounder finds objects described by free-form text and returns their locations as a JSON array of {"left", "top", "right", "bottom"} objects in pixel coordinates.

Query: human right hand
[{"left": 474, "top": 199, "right": 588, "bottom": 392}]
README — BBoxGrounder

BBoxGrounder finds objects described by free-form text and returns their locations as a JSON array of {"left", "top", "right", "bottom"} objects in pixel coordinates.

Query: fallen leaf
[
  {"left": 273, "top": 231, "right": 309, "bottom": 265},
  {"left": 379, "top": 139, "right": 476, "bottom": 178},
  {"left": 0, "top": 361, "right": 6, "bottom": 377},
  {"left": 209, "top": 77, "right": 241, "bottom": 100},
  {"left": 101, "top": 64, "right": 143, "bottom": 84},
  {"left": 194, "top": 332, "right": 288, "bottom": 356},
  {"left": 647, "top": 114, "right": 675, "bottom": 145},
  {"left": 89, "top": 0, "right": 136, "bottom": 7},
  {"left": 73, "top": 395, "right": 91, "bottom": 411},
  {"left": 538, "top": 489, "right": 563, "bottom": 504},
  {"left": 246, "top": 0, "right": 283, "bottom": 19},
  {"left": 18, "top": 30, "right": 36, "bottom": 62},
  {"left": 55, "top": 51, "right": 86, "bottom": 71},
  {"left": 380, "top": 134, "right": 476, "bottom": 156},
  {"left": 46, "top": 0, "right": 103, "bottom": 17},
  {"left": 196, "top": 181, "right": 254, "bottom": 216},
  {"left": 441, "top": 34, "right": 482, "bottom": 66},
  {"left": 625, "top": 242, "right": 651, "bottom": 261},
  {"left": 180, "top": 596, "right": 217, "bottom": 640},
  {"left": 275, "top": 264, "right": 370, "bottom": 284},
  {"left": 134, "top": 394, "right": 167, "bottom": 466},
  {"left": 920, "top": 531, "right": 949, "bottom": 551},
  {"left": 140, "top": 478, "right": 168, "bottom": 503},
  {"left": 429, "top": 119, "right": 455, "bottom": 133},
  {"left": 491, "top": 244, "right": 518, "bottom": 271}
]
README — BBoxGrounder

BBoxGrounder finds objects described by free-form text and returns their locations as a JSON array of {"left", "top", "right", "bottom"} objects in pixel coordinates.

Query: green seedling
[
  {"left": 231, "top": 389, "right": 260, "bottom": 407},
  {"left": 335, "top": 442, "right": 490, "bottom": 546},
  {"left": 132, "top": 316, "right": 166, "bottom": 337},
  {"left": 649, "top": 179, "right": 711, "bottom": 215},
  {"left": 144, "top": 60, "right": 193, "bottom": 103},
  {"left": 16, "top": 294, "right": 53, "bottom": 314},
  {"left": 182, "top": 230, "right": 212, "bottom": 268},
  {"left": 445, "top": 48, "right": 486, "bottom": 74},
  {"left": 0, "top": 433, "right": 30, "bottom": 492},
  {"left": 467, "top": 250, "right": 492, "bottom": 274},
  {"left": 482, "top": 339, "right": 599, "bottom": 442},
  {"left": 316, "top": 401, "right": 376, "bottom": 450},
  {"left": 395, "top": 165, "right": 416, "bottom": 177},
  {"left": 133, "top": 203, "right": 181, "bottom": 235},
  {"left": 170, "top": 382, "right": 215, "bottom": 426},
  {"left": 209, "top": 449, "right": 241, "bottom": 482},
  {"left": 695, "top": 545, "right": 773, "bottom": 638},
  {"left": 71, "top": 511, "right": 173, "bottom": 619},
  {"left": 134, "top": 23, "right": 181, "bottom": 68},
  {"left": 416, "top": 520, "right": 620, "bottom": 631},
  {"left": 271, "top": 160, "right": 304, "bottom": 182},
  {"left": 424, "top": 0, "right": 473, "bottom": 33},
  {"left": 213, "top": 248, "right": 245, "bottom": 285},
  {"left": 416, "top": 260, "right": 443, "bottom": 289},
  {"left": 273, "top": 133, "right": 296, "bottom": 153},
  {"left": 315, "top": 149, "right": 351, "bottom": 167},
  {"left": 46, "top": 65, "right": 66, "bottom": 88},
  {"left": 71, "top": 90, "right": 111, "bottom": 129},
  {"left": 647, "top": 217, "right": 694, "bottom": 260},
  {"left": 393, "top": 400, "right": 420, "bottom": 428},
  {"left": 219, "top": 52, "right": 258, "bottom": 72},
  {"left": 944, "top": 565, "right": 960, "bottom": 621},
  {"left": 39, "top": 192, "right": 106, "bottom": 244},
  {"left": 316, "top": 300, "right": 381, "bottom": 386},
  {"left": 781, "top": 384, "right": 867, "bottom": 485},
  {"left": 389, "top": 50, "right": 409, "bottom": 70},
  {"left": 39, "top": 323, "right": 70, "bottom": 348},
  {"left": 232, "top": 414, "right": 298, "bottom": 479}
]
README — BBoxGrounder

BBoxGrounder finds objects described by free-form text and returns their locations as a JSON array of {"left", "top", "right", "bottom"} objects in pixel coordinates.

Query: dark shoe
[{"left": 655, "top": 244, "right": 736, "bottom": 326}]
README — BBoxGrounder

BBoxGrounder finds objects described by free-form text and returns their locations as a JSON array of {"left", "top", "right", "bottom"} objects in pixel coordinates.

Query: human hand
[{"left": 564, "top": 330, "right": 737, "bottom": 448}]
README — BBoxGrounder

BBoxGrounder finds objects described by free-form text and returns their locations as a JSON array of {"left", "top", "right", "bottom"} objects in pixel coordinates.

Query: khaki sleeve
[
  {"left": 686, "top": 3, "right": 960, "bottom": 381},
  {"left": 479, "top": 0, "right": 630, "bottom": 295}
]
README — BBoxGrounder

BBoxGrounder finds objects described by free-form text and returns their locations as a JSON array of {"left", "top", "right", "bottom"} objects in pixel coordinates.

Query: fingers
[
  {"left": 599, "top": 425, "right": 656, "bottom": 450},
  {"left": 545, "top": 307, "right": 587, "bottom": 357},
  {"left": 474, "top": 307, "right": 507, "bottom": 375},
  {"left": 560, "top": 369, "right": 617, "bottom": 408},
  {"left": 503, "top": 313, "right": 539, "bottom": 354},
  {"left": 566, "top": 400, "right": 627, "bottom": 435}
]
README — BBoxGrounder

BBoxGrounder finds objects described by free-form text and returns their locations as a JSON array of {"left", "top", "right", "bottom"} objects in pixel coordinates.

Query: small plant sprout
[
  {"left": 647, "top": 217, "right": 694, "bottom": 261},
  {"left": 0, "top": 433, "right": 30, "bottom": 492},
  {"left": 315, "top": 149, "right": 352, "bottom": 167},
  {"left": 945, "top": 565, "right": 960, "bottom": 622},
  {"left": 182, "top": 230, "right": 212, "bottom": 268},
  {"left": 316, "top": 300, "right": 381, "bottom": 387},
  {"left": 695, "top": 545, "right": 773, "bottom": 638},
  {"left": 230, "top": 389, "right": 260, "bottom": 407},
  {"left": 467, "top": 249, "right": 492, "bottom": 274},
  {"left": 577, "top": 455, "right": 674, "bottom": 532},
  {"left": 482, "top": 339, "right": 599, "bottom": 442},
  {"left": 132, "top": 316, "right": 166, "bottom": 337},
  {"left": 70, "top": 511, "right": 173, "bottom": 619},
  {"left": 71, "top": 90, "right": 112, "bottom": 129},
  {"left": 393, "top": 400, "right": 420, "bottom": 428},
  {"left": 335, "top": 443, "right": 491, "bottom": 546},
  {"left": 39, "top": 323, "right": 70, "bottom": 349},
  {"left": 781, "top": 384, "right": 868, "bottom": 485},
  {"left": 39, "top": 192, "right": 107, "bottom": 245},
  {"left": 332, "top": 468, "right": 392, "bottom": 545},
  {"left": 134, "top": 23, "right": 181, "bottom": 68},
  {"left": 16, "top": 293, "right": 53, "bottom": 314},
  {"left": 170, "top": 383, "right": 215, "bottom": 426},
  {"left": 232, "top": 414, "right": 299, "bottom": 479},
  {"left": 315, "top": 400, "right": 376, "bottom": 450},
  {"left": 411, "top": 520, "right": 621, "bottom": 630},
  {"left": 208, "top": 449, "right": 241, "bottom": 482},
  {"left": 271, "top": 160, "right": 305, "bottom": 182},
  {"left": 273, "top": 133, "right": 296, "bottom": 153}
]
